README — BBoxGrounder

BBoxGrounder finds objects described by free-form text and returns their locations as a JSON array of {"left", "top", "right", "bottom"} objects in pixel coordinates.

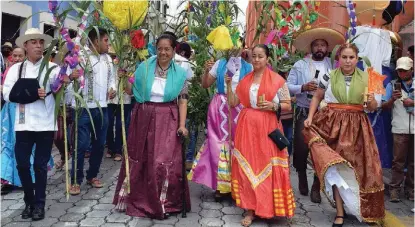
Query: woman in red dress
[{"left": 228, "top": 44, "right": 295, "bottom": 226}]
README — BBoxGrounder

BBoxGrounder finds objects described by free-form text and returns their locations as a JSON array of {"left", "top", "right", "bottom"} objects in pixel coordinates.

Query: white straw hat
[{"left": 15, "top": 28, "right": 53, "bottom": 48}]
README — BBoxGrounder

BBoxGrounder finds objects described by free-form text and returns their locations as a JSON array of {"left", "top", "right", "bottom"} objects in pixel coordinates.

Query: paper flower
[
  {"left": 131, "top": 30, "right": 145, "bottom": 49},
  {"left": 206, "top": 25, "right": 234, "bottom": 51},
  {"left": 103, "top": 1, "right": 148, "bottom": 30},
  {"left": 48, "top": 0, "right": 58, "bottom": 12},
  {"left": 137, "top": 49, "right": 148, "bottom": 60},
  {"left": 367, "top": 67, "right": 387, "bottom": 95}
]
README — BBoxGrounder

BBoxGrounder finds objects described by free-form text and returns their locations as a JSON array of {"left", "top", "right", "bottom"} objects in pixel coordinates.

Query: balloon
[{"left": 103, "top": 1, "right": 149, "bottom": 30}]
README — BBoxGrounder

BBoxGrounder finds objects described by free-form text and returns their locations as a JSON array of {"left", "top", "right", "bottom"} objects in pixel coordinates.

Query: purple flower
[
  {"left": 66, "top": 42, "right": 75, "bottom": 52},
  {"left": 351, "top": 21, "right": 356, "bottom": 27},
  {"left": 206, "top": 15, "right": 212, "bottom": 26},
  {"left": 204, "top": 1, "right": 209, "bottom": 7},
  {"left": 211, "top": 1, "right": 217, "bottom": 8},
  {"left": 350, "top": 11, "right": 356, "bottom": 19},
  {"left": 48, "top": 0, "right": 58, "bottom": 12},
  {"left": 351, "top": 28, "right": 357, "bottom": 36}
]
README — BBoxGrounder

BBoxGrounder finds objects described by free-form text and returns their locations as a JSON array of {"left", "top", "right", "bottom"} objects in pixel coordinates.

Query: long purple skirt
[
  {"left": 188, "top": 94, "right": 242, "bottom": 193},
  {"left": 113, "top": 102, "right": 191, "bottom": 219}
]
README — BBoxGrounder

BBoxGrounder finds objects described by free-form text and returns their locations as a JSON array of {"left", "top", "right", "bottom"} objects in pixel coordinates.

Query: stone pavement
[{"left": 1, "top": 148, "right": 413, "bottom": 227}]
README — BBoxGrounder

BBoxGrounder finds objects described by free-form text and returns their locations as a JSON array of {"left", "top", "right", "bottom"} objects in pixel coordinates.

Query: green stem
[
  {"left": 119, "top": 77, "right": 130, "bottom": 193},
  {"left": 63, "top": 102, "right": 70, "bottom": 200}
]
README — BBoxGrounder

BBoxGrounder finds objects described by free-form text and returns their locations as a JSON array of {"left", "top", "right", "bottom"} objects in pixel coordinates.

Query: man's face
[
  {"left": 24, "top": 39, "right": 45, "bottom": 61},
  {"left": 311, "top": 39, "right": 328, "bottom": 61},
  {"left": 397, "top": 68, "right": 413, "bottom": 81},
  {"left": 95, "top": 34, "right": 109, "bottom": 54}
]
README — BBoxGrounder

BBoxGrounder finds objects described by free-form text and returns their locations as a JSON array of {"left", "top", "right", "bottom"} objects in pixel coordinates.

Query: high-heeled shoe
[{"left": 332, "top": 216, "right": 344, "bottom": 227}]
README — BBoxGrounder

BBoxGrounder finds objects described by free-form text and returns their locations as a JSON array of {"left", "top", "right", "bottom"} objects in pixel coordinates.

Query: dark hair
[
  {"left": 408, "top": 45, "right": 414, "bottom": 55},
  {"left": 88, "top": 28, "right": 108, "bottom": 43},
  {"left": 156, "top": 34, "right": 177, "bottom": 49},
  {"left": 310, "top": 39, "right": 329, "bottom": 49},
  {"left": 162, "top": 31, "right": 178, "bottom": 41},
  {"left": 177, "top": 42, "right": 191, "bottom": 59},
  {"left": 252, "top": 44, "right": 270, "bottom": 57},
  {"left": 338, "top": 43, "right": 359, "bottom": 56}
]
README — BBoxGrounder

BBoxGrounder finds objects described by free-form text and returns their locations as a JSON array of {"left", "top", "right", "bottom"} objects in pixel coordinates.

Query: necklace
[{"left": 157, "top": 62, "right": 171, "bottom": 78}]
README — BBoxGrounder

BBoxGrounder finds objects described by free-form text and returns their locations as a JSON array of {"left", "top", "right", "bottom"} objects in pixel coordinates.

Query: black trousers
[
  {"left": 15, "top": 131, "right": 54, "bottom": 208},
  {"left": 292, "top": 107, "right": 310, "bottom": 172}
]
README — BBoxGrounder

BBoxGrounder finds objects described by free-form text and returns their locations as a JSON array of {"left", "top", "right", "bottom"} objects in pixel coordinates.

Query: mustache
[{"left": 314, "top": 51, "right": 326, "bottom": 55}]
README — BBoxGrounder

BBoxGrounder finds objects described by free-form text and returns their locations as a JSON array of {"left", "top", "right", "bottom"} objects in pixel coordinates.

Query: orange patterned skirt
[{"left": 231, "top": 108, "right": 295, "bottom": 218}]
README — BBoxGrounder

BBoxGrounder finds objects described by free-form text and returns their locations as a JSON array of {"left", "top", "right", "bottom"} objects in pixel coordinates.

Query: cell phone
[{"left": 394, "top": 83, "right": 401, "bottom": 91}]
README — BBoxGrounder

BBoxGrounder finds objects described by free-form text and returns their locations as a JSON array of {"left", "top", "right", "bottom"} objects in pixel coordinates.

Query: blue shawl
[
  {"left": 216, "top": 58, "right": 252, "bottom": 94},
  {"left": 133, "top": 56, "right": 187, "bottom": 103}
]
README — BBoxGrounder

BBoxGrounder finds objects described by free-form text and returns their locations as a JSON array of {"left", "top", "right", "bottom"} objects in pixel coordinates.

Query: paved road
[{"left": 1, "top": 148, "right": 413, "bottom": 227}]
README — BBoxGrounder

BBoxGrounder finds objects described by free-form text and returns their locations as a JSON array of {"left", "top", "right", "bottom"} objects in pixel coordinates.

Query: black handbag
[
  {"left": 268, "top": 103, "right": 290, "bottom": 150},
  {"left": 9, "top": 61, "right": 50, "bottom": 104}
]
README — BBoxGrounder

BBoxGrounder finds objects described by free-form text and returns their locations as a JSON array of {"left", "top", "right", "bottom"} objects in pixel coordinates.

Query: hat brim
[
  {"left": 293, "top": 28, "right": 345, "bottom": 53},
  {"left": 16, "top": 34, "right": 53, "bottom": 49},
  {"left": 396, "top": 65, "right": 412, "bottom": 70}
]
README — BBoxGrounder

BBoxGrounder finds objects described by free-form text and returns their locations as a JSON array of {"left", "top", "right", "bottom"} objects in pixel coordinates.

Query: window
[
  {"left": 1, "top": 13, "right": 21, "bottom": 45},
  {"left": 163, "top": 3, "right": 169, "bottom": 18},
  {"left": 43, "top": 24, "right": 56, "bottom": 38}
]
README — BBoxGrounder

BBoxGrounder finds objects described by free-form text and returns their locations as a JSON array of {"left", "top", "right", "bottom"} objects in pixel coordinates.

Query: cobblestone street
[{"left": 1, "top": 148, "right": 413, "bottom": 227}]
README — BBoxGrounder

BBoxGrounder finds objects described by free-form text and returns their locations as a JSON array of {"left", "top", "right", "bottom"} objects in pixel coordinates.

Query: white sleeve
[
  {"left": 108, "top": 55, "right": 116, "bottom": 91},
  {"left": 2, "top": 64, "right": 20, "bottom": 102},
  {"left": 231, "top": 74, "right": 239, "bottom": 94},
  {"left": 209, "top": 60, "right": 221, "bottom": 78}
]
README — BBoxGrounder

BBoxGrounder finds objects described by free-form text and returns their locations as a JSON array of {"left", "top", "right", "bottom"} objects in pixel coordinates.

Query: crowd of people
[{"left": 0, "top": 25, "right": 413, "bottom": 227}]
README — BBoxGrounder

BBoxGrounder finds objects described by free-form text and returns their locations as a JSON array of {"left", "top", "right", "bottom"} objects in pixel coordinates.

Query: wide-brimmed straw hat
[
  {"left": 293, "top": 28, "right": 345, "bottom": 53},
  {"left": 15, "top": 28, "right": 53, "bottom": 48}
]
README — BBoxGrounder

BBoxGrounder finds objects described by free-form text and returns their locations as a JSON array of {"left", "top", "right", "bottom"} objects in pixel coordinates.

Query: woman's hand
[
  {"left": 204, "top": 60, "right": 214, "bottom": 73},
  {"left": 225, "top": 76, "right": 232, "bottom": 85},
  {"left": 258, "top": 100, "right": 275, "bottom": 111},
  {"left": 304, "top": 117, "right": 313, "bottom": 128},
  {"left": 177, "top": 126, "right": 189, "bottom": 137}
]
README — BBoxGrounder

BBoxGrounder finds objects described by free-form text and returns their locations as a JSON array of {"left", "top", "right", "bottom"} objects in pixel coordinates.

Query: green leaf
[
  {"left": 330, "top": 44, "right": 341, "bottom": 66},
  {"left": 38, "top": 39, "right": 59, "bottom": 82},
  {"left": 43, "top": 65, "right": 58, "bottom": 89},
  {"left": 53, "top": 87, "right": 65, "bottom": 128},
  {"left": 360, "top": 56, "right": 372, "bottom": 68}
]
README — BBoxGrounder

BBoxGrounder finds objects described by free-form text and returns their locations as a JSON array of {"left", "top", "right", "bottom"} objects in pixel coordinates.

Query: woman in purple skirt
[
  {"left": 188, "top": 54, "right": 252, "bottom": 200},
  {"left": 113, "top": 34, "right": 190, "bottom": 219}
]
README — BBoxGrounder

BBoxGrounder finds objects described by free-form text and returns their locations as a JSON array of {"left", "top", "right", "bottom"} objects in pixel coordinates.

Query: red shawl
[{"left": 236, "top": 67, "right": 285, "bottom": 108}]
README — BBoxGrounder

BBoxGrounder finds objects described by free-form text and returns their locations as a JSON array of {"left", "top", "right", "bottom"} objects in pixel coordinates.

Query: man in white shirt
[
  {"left": 68, "top": 28, "right": 116, "bottom": 195},
  {"left": 2, "top": 28, "right": 62, "bottom": 221},
  {"left": 288, "top": 28, "right": 344, "bottom": 203}
]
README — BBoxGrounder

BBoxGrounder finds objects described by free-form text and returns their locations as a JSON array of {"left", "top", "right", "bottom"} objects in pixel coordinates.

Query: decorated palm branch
[
  {"left": 174, "top": 0, "right": 243, "bottom": 133},
  {"left": 253, "top": 0, "right": 320, "bottom": 73}
]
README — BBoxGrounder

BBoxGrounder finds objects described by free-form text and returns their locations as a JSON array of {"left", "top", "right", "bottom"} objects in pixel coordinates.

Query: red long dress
[{"left": 231, "top": 68, "right": 295, "bottom": 218}]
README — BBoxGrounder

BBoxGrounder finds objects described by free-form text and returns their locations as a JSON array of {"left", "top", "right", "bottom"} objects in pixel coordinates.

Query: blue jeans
[
  {"left": 71, "top": 108, "right": 108, "bottom": 184},
  {"left": 15, "top": 131, "right": 54, "bottom": 208},
  {"left": 106, "top": 104, "right": 132, "bottom": 155},
  {"left": 186, "top": 122, "right": 199, "bottom": 162},
  {"left": 282, "top": 119, "right": 294, "bottom": 155}
]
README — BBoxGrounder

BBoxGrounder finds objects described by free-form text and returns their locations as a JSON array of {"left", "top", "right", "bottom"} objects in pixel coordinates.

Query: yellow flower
[
  {"left": 305, "top": 25, "right": 312, "bottom": 30},
  {"left": 103, "top": 1, "right": 148, "bottom": 30},
  {"left": 218, "top": 2, "right": 225, "bottom": 14},
  {"left": 137, "top": 49, "right": 148, "bottom": 60},
  {"left": 306, "top": 20, "right": 310, "bottom": 24},
  {"left": 206, "top": 25, "right": 234, "bottom": 51},
  {"left": 316, "top": 1, "right": 321, "bottom": 6},
  {"left": 225, "top": 16, "right": 232, "bottom": 25}
]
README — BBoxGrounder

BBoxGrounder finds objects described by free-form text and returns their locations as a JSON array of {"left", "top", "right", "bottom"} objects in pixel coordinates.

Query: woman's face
[
  {"left": 339, "top": 47, "right": 358, "bottom": 74},
  {"left": 12, "top": 48, "right": 25, "bottom": 63},
  {"left": 251, "top": 47, "right": 268, "bottom": 71},
  {"left": 156, "top": 39, "right": 174, "bottom": 65}
]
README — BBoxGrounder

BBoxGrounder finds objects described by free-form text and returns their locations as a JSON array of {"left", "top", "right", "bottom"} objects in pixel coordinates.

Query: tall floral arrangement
[
  {"left": 48, "top": 0, "right": 101, "bottom": 199},
  {"left": 175, "top": 0, "right": 243, "bottom": 131},
  {"left": 90, "top": 1, "right": 149, "bottom": 201},
  {"left": 254, "top": 0, "right": 320, "bottom": 73}
]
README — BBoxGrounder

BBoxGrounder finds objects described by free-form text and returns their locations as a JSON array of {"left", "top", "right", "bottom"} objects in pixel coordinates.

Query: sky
[{"left": 166, "top": 0, "right": 249, "bottom": 34}]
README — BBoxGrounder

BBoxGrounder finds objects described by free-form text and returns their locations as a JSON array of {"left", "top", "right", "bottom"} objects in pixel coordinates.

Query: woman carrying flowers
[
  {"left": 188, "top": 47, "right": 252, "bottom": 200},
  {"left": 113, "top": 33, "right": 190, "bottom": 219}
]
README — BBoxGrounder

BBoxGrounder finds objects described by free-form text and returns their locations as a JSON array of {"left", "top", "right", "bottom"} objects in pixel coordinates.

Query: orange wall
[{"left": 245, "top": 0, "right": 414, "bottom": 48}]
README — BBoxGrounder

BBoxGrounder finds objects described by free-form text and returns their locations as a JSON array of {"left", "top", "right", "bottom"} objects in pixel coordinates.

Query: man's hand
[
  {"left": 62, "top": 75, "right": 71, "bottom": 84},
  {"left": 302, "top": 81, "right": 318, "bottom": 92},
  {"left": 402, "top": 98, "right": 414, "bottom": 107},
  {"left": 391, "top": 90, "right": 402, "bottom": 101},
  {"left": 38, "top": 88, "right": 46, "bottom": 99},
  {"left": 70, "top": 69, "right": 80, "bottom": 80},
  {"left": 108, "top": 88, "right": 116, "bottom": 99}
]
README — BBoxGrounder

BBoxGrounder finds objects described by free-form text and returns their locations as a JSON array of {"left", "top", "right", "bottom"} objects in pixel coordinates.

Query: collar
[{"left": 26, "top": 57, "right": 44, "bottom": 66}]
